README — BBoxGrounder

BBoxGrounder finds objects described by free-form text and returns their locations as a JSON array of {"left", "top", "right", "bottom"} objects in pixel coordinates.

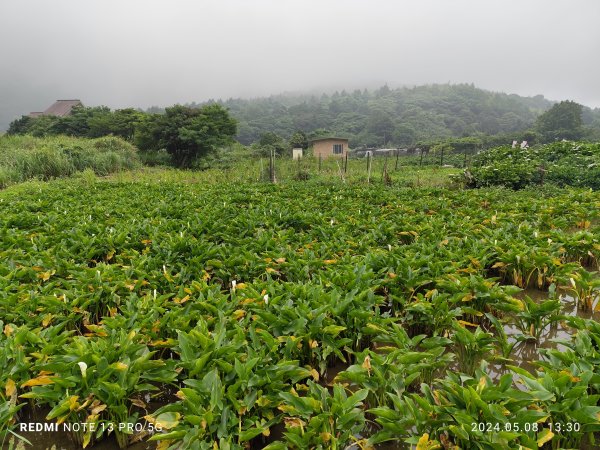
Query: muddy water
[{"left": 484, "top": 289, "right": 600, "bottom": 381}]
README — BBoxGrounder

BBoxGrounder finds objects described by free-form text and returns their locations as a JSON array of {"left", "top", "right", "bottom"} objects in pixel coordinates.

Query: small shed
[
  {"left": 310, "top": 137, "right": 348, "bottom": 158},
  {"left": 292, "top": 148, "right": 303, "bottom": 160}
]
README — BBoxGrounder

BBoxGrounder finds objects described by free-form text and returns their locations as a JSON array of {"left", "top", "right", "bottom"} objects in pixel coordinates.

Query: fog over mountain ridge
[{"left": 1, "top": 0, "right": 598, "bottom": 131}]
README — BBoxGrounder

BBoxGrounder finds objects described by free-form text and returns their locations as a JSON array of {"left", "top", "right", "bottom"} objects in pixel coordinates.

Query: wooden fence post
[
  {"left": 259, "top": 158, "right": 263, "bottom": 181},
  {"left": 269, "top": 149, "right": 276, "bottom": 183},
  {"left": 382, "top": 153, "right": 389, "bottom": 180}
]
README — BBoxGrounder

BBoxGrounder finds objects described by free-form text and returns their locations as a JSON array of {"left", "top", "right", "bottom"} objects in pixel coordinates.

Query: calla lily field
[{"left": 1, "top": 162, "right": 599, "bottom": 449}]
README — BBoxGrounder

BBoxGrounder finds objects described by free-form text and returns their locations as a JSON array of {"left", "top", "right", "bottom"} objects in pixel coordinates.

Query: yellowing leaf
[
  {"left": 59, "top": 395, "right": 80, "bottom": 413},
  {"left": 283, "top": 417, "right": 305, "bottom": 428},
  {"left": 173, "top": 295, "right": 190, "bottom": 305},
  {"left": 309, "top": 368, "right": 320, "bottom": 381},
  {"left": 458, "top": 320, "right": 478, "bottom": 328},
  {"left": 4, "top": 324, "right": 14, "bottom": 336},
  {"left": 149, "top": 339, "right": 175, "bottom": 347},
  {"left": 323, "top": 259, "right": 337, "bottom": 264},
  {"left": 415, "top": 433, "right": 441, "bottom": 450},
  {"left": 425, "top": 289, "right": 437, "bottom": 298},
  {"left": 416, "top": 433, "right": 431, "bottom": 450},
  {"left": 362, "top": 355, "right": 372, "bottom": 374},
  {"left": 42, "top": 314, "right": 53, "bottom": 327},
  {"left": 38, "top": 271, "right": 54, "bottom": 281},
  {"left": 84, "top": 324, "right": 108, "bottom": 337},
  {"left": 91, "top": 404, "right": 107, "bottom": 415},
  {"left": 277, "top": 404, "right": 296, "bottom": 414},
  {"left": 144, "top": 412, "right": 181, "bottom": 430},
  {"left": 514, "top": 299, "right": 525, "bottom": 311},
  {"left": 232, "top": 309, "right": 246, "bottom": 320},
  {"left": 21, "top": 376, "right": 55, "bottom": 388},
  {"left": 477, "top": 376, "right": 486, "bottom": 392},
  {"left": 559, "top": 370, "right": 581, "bottom": 382},
  {"left": 322, "top": 325, "right": 346, "bottom": 335},
  {"left": 461, "top": 293, "right": 474, "bottom": 302},
  {"left": 366, "top": 323, "right": 386, "bottom": 332},
  {"left": 320, "top": 432, "right": 332, "bottom": 442},
  {"left": 537, "top": 428, "right": 554, "bottom": 446},
  {"left": 113, "top": 362, "right": 128, "bottom": 371},
  {"left": 5, "top": 379, "right": 16, "bottom": 398}
]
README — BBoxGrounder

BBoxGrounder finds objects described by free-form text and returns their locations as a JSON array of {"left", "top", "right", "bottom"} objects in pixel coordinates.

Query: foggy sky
[{"left": 1, "top": 0, "right": 599, "bottom": 128}]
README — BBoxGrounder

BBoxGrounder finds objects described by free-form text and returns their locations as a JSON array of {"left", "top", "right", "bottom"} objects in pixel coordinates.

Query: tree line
[
  {"left": 8, "top": 84, "right": 600, "bottom": 167},
  {"left": 8, "top": 104, "right": 237, "bottom": 168},
  {"left": 197, "top": 84, "right": 600, "bottom": 148}
]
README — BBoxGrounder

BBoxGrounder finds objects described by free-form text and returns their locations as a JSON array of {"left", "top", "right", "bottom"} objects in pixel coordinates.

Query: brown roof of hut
[{"left": 42, "top": 100, "right": 83, "bottom": 117}]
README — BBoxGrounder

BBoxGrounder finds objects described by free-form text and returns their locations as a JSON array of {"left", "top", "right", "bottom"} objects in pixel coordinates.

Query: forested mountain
[
  {"left": 6, "top": 83, "right": 600, "bottom": 147},
  {"left": 178, "top": 84, "right": 600, "bottom": 147}
]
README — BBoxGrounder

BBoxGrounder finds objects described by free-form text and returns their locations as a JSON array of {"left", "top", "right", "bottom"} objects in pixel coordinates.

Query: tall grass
[
  {"left": 0, "top": 135, "right": 140, "bottom": 188},
  {"left": 109, "top": 156, "right": 461, "bottom": 188}
]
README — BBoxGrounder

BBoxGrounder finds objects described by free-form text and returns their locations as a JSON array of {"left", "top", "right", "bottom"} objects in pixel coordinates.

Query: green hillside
[
  {"left": 175, "top": 84, "right": 600, "bottom": 147},
  {"left": 181, "top": 84, "right": 600, "bottom": 148}
]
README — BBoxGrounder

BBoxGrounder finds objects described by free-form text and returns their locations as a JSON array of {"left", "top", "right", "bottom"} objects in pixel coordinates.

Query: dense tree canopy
[
  {"left": 535, "top": 100, "right": 584, "bottom": 142},
  {"left": 8, "top": 106, "right": 142, "bottom": 140},
  {"left": 195, "top": 84, "right": 563, "bottom": 148},
  {"left": 135, "top": 104, "right": 237, "bottom": 167},
  {"left": 8, "top": 104, "right": 237, "bottom": 167}
]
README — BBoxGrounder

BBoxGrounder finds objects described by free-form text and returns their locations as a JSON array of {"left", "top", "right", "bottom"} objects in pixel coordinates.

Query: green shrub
[
  {"left": 0, "top": 135, "right": 139, "bottom": 187},
  {"left": 468, "top": 141, "right": 600, "bottom": 189}
]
